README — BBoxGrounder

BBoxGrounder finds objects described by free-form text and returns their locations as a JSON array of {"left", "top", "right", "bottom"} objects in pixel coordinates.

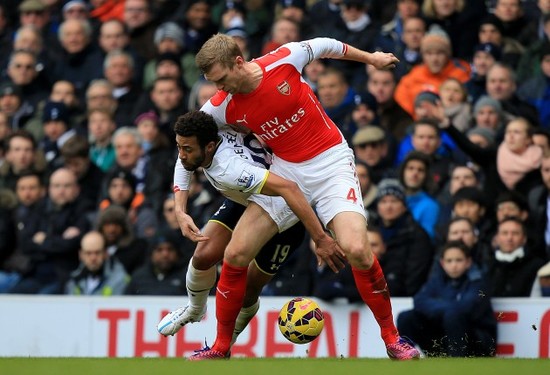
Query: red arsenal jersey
[{"left": 202, "top": 38, "right": 349, "bottom": 163}]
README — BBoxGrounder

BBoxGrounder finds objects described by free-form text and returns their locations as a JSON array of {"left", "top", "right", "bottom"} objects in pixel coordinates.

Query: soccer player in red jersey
[{"left": 177, "top": 34, "right": 419, "bottom": 360}]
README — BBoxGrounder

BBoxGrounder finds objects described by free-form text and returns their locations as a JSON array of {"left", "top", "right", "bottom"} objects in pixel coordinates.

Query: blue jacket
[
  {"left": 413, "top": 263, "right": 496, "bottom": 329},
  {"left": 406, "top": 191, "right": 440, "bottom": 240}
]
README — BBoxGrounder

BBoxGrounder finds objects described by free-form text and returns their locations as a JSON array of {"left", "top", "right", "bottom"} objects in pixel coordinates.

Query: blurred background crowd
[{"left": 0, "top": 0, "right": 549, "bottom": 314}]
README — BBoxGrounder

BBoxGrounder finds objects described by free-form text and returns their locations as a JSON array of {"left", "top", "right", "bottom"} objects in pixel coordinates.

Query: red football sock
[
  {"left": 212, "top": 262, "right": 248, "bottom": 353},
  {"left": 352, "top": 257, "right": 398, "bottom": 345}
]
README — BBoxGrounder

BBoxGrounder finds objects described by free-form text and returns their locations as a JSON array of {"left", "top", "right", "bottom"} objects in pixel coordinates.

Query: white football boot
[{"left": 157, "top": 304, "right": 207, "bottom": 336}]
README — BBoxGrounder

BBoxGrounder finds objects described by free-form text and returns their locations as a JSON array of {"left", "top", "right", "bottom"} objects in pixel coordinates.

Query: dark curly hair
[{"left": 173, "top": 110, "right": 218, "bottom": 148}]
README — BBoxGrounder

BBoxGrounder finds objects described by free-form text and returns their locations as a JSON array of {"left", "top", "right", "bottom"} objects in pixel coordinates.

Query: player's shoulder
[{"left": 209, "top": 90, "right": 230, "bottom": 107}]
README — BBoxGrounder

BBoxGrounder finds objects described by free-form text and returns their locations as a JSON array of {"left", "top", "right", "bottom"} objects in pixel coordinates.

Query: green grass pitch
[{"left": 1, "top": 358, "right": 548, "bottom": 375}]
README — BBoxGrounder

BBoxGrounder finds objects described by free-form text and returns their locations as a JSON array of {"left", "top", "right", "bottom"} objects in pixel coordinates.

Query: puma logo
[
  {"left": 217, "top": 287, "right": 230, "bottom": 299},
  {"left": 236, "top": 114, "right": 248, "bottom": 125}
]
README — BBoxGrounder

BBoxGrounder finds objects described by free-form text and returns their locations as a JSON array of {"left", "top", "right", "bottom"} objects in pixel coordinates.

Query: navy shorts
[{"left": 210, "top": 199, "right": 306, "bottom": 275}]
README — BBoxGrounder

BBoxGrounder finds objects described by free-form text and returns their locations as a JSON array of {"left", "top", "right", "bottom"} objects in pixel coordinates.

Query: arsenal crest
[{"left": 277, "top": 81, "right": 291, "bottom": 95}]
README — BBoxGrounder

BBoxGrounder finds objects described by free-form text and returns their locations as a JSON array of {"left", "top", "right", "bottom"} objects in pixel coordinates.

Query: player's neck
[{"left": 240, "top": 62, "right": 263, "bottom": 94}]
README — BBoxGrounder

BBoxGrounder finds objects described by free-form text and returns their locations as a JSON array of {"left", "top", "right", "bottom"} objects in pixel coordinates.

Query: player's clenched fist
[{"left": 369, "top": 51, "right": 399, "bottom": 70}]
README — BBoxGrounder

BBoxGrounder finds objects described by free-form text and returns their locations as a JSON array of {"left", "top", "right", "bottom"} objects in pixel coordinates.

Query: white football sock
[
  {"left": 186, "top": 258, "right": 216, "bottom": 310},
  {"left": 231, "top": 299, "right": 260, "bottom": 346}
]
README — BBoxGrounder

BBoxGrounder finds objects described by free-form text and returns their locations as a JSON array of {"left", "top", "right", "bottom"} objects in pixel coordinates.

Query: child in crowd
[{"left": 397, "top": 240, "right": 497, "bottom": 357}]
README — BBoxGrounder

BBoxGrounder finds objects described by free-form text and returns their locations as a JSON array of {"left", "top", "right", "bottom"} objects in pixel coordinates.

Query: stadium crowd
[{"left": 0, "top": 0, "right": 549, "bottom": 332}]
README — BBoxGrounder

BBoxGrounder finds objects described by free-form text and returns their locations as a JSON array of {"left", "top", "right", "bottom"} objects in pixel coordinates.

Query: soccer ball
[{"left": 278, "top": 297, "right": 324, "bottom": 344}]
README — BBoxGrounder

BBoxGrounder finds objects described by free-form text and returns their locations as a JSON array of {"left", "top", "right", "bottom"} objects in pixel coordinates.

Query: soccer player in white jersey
[
  {"left": 158, "top": 110, "right": 345, "bottom": 340},
  {"left": 173, "top": 34, "right": 420, "bottom": 360}
]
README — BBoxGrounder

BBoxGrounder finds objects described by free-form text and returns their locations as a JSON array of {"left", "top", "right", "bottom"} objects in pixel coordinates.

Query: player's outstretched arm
[
  {"left": 174, "top": 190, "right": 209, "bottom": 242},
  {"left": 340, "top": 44, "right": 399, "bottom": 70},
  {"left": 260, "top": 173, "right": 345, "bottom": 273}
]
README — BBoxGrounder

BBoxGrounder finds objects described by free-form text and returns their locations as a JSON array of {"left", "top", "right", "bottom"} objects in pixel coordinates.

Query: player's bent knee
[
  {"left": 193, "top": 242, "right": 225, "bottom": 270},
  {"left": 345, "top": 244, "right": 374, "bottom": 269}
]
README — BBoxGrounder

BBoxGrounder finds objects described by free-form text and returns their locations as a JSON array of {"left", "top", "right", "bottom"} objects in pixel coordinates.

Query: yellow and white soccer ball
[{"left": 277, "top": 297, "right": 324, "bottom": 344}]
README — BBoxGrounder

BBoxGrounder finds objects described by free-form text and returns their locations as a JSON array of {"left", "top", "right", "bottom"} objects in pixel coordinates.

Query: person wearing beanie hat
[
  {"left": 414, "top": 90, "right": 440, "bottom": 108},
  {"left": 371, "top": 177, "right": 434, "bottom": 296},
  {"left": 96, "top": 204, "right": 149, "bottom": 274},
  {"left": 376, "top": 178, "right": 406, "bottom": 203},
  {"left": 466, "top": 42, "right": 502, "bottom": 103},
  {"left": 350, "top": 91, "right": 379, "bottom": 128},
  {"left": 124, "top": 229, "right": 188, "bottom": 296},
  {"left": 472, "top": 95, "right": 503, "bottom": 132},
  {"left": 154, "top": 22, "right": 184, "bottom": 48},
  {"left": 394, "top": 25, "right": 470, "bottom": 116},
  {"left": 98, "top": 166, "right": 158, "bottom": 240},
  {"left": 467, "top": 126, "right": 496, "bottom": 148},
  {"left": 41, "top": 100, "right": 77, "bottom": 165}
]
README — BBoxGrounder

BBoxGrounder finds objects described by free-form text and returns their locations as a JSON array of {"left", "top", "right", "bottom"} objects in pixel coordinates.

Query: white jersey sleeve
[
  {"left": 204, "top": 131, "right": 270, "bottom": 206},
  {"left": 173, "top": 157, "right": 192, "bottom": 192},
  {"left": 282, "top": 38, "right": 347, "bottom": 68}
]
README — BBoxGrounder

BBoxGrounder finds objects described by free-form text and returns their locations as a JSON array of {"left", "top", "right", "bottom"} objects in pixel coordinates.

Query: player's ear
[{"left": 206, "top": 141, "right": 216, "bottom": 153}]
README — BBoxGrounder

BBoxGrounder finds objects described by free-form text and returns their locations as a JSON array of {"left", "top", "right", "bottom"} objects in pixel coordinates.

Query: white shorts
[
  {"left": 248, "top": 194, "right": 299, "bottom": 233},
  {"left": 268, "top": 140, "right": 366, "bottom": 227}
]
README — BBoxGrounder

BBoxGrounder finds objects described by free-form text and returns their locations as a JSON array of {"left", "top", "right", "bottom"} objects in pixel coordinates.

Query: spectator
[
  {"left": 39, "top": 100, "right": 76, "bottom": 167},
  {"left": 436, "top": 163, "right": 480, "bottom": 223},
  {"left": 352, "top": 126, "right": 392, "bottom": 184},
  {"left": 445, "top": 216, "right": 491, "bottom": 269},
  {"left": 477, "top": 15, "right": 524, "bottom": 70},
  {"left": 0, "top": 130, "right": 46, "bottom": 192},
  {"left": 322, "top": 0, "right": 379, "bottom": 89},
  {"left": 370, "top": 178, "right": 434, "bottom": 296},
  {"left": 517, "top": 42, "right": 550, "bottom": 128},
  {"left": 527, "top": 155, "right": 550, "bottom": 261},
  {"left": 124, "top": 232, "right": 187, "bottom": 295},
  {"left": 355, "top": 159, "right": 378, "bottom": 215},
  {"left": 9, "top": 168, "right": 90, "bottom": 294},
  {"left": 492, "top": 0, "right": 529, "bottom": 41},
  {"left": 123, "top": 0, "right": 158, "bottom": 61},
  {"left": 316, "top": 68, "right": 357, "bottom": 144},
  {"left": 439, "top": 78, "right": 472, "bottom": 133},
  {"left": 0, "top": 81, "right": 34, "bottom": 134},
  {"left": 88, "top": 108, "right": 117, "bottom": 172},
  {"left": 52, "top": 19, "right": 104, "bottom": 100},
  {"left": 59, "top": 135, "right": 105, "bottom": 207},
  {"left": 399, "top": 118, "right": 454, "bottom": 195},
  {"left": 399, "top": 151, "right": 440, "bottom": 239},
  {"left": 470, "top": 95, "right": 506, "bottom": 138},
  {"left": 4, "top": 49, "right": 49, "bottom": 109},
  {"left": 376, "top": 0, "right": 422, "bottom": 64},
  {"left": 134, "top": 76, "right": 187, "bottom": 140},
  {"left": 532, "top": 128, "right": 550, "bottom": 156},
  {"left": 486, "top": 62, "right": 540, "bottom": 127},
  {"left": 65, "top": 230, "right": 129, "bottom": 295},
  {"left": 0, "top": 172, "right": 45, "bottom": 292},
  {"left": 437, "top": 107, "right": 542, "bottom": 200},
  {"left": 83, "top": 79, "right": 118, "bottom": 129},
  {"left": 394, "top": 26, "right": 470, "bottom": 117},
  {"left": 142, "top": 21, "right": 199, "bottom": 91},
  {"left": 187, "top": 79, "right": 217, "bottom": 112},
  {"left": 110, "top": 126, "right": 173, "bottom": 217},
  {"left": 97, "top": 167, "right": 158, "bottom": 240},
  {"left": 487, "top": 217, "right": 546, "bottom": 296},
  {"left": 95, "top": 204, "right": 148, "bottom": 274},
  {"left": 421, "top": 0, "right": 487, "bottom": 60},
  {"left": 531, "top": 261, "right": 550, "bottom": 296},
  {"left": 261, "top": 17, "right": 301, "bottom": 56},
  {"left": 103, "top": 50, "right": 143, "bottom": 127},
  {"left": 465, "top": 43, "right": 502, "bottom": 104},
  {"left": 366, "top": 68, "right": 413, "bottom": 141},
  {"left": 397, "top": 241, "right": 497, "bottom": 357},
  {"left": 516, "top": 17, "right": 550, "bottom": 82},
  {"left": 26, "top": 80, "right": 86, "bottom": 142}
]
